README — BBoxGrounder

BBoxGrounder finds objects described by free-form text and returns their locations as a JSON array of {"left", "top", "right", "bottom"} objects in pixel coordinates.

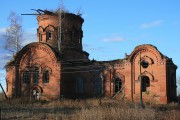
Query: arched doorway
[
  {"left": 31, "top": 86, "right": 42, "bottom": 100},
  {"left": 32, "top": 88, "right": 40, "bottom": 100},
  {"left": 141, "top": 76, "right": 150, "bottom": 93}
]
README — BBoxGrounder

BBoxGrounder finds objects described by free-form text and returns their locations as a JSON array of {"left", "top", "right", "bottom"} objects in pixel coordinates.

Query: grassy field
[{"left": 0, "top": 96, "right": 180, "bottom": 120}]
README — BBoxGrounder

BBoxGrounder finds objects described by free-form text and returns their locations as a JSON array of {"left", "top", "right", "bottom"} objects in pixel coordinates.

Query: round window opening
[{"left": 141, "top": 60, "right": 149, "bottom": 68}]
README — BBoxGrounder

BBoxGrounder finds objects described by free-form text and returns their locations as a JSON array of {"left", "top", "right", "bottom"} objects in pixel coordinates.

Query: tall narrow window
[
  {"left": 39, "top": 33, "right": 42, "bottom": 41},
  {"left": 114, "top": 78, "right": 122, "bottom": 93},
  {"left": 23, "top": 71, "right": 30, "bottom": 84},
  {"left": 46, "top": 31, "right": 52, "bottom": 40},
  {"left": 43, "top": 70, "right": 49, "bottom": 83},
  {"left": 33, "top": 68, "right": 39, "bottom": 84},
  {"left": 142, "top": 76, "right": 150, "bottom": 92},
  {"left": 6, "top": 79, "right": 8, "bottom": 92}
]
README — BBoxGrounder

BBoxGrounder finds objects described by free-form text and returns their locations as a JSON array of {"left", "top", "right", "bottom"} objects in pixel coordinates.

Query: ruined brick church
[{"left": 6, "top": 10, "right": 177, "bottom": 104}]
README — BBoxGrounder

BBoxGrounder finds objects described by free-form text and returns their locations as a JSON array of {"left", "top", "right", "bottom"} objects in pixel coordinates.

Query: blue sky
[{"left": 0, "top": 0, "right": 180, "bottom": 90}]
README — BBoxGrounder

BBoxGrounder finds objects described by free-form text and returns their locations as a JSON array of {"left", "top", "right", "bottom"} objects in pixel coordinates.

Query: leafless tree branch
[{"left": 4, "top": 12, "right": 24, "bottom": 55}]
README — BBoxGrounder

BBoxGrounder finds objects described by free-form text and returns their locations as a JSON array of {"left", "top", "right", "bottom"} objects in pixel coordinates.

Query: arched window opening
[
  {"left": 46, "top": 31, "right": 52, "bottom": 40},
  {"left": 23, "top": 71, "right": 30, "bottom": 84},
  {"left": 114, "top": 77, "right": 122, "bottom": 93},
  {"left": 39, "top": 33, "right": 42, "bottom": 41},
  {"left": 33, "top": 68, "right": 39, "bottom": 84},
  {"left": 43, "top": 70, "right": 49, "bottom": 83},
  {"left": 141, "top": 76, "right": 150, "bottom": 92}
]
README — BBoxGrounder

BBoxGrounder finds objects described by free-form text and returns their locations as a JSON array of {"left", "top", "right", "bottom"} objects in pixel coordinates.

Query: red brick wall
[
  {"left": 103, "top": 45, "right": 176, "bottom": 104},
  {"left": 6, "top": 43, "right": 61, "bottom": 100},
  {"left": 6, "top": 66, "right": 16, "bottom": 97}
]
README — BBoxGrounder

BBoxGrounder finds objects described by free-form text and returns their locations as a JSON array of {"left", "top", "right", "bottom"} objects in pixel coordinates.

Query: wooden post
[
  {"left": 0, "top": 107, "right": 1, "bottom": 120},
  {"left": 110, "top": 69, "right": 111, "bottom": 95},
  {"left": 139, "top": 52, "right": 143, "bottom": 108},
  {"left": 0, "top": 83, "right": 8, "bottom": 99}
]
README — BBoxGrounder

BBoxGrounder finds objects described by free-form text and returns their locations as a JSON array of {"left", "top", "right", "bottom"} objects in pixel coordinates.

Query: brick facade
[{"left": 6, "top": 11, "right": 177, "bottom": 103}]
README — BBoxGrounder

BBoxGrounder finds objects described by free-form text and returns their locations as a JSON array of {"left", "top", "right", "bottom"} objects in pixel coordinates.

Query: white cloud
[
  {"left": 88, "top": 46, "right": 105, "bottom": 51},
  {"left": 83, "top": 43, "right": 105, "bottom": 51},
  {"left": 0, "top": 28, "right": 6, "bottom": 35},
  {"left": 140, "top": 20, "right": 162, "bottom": 29},
  {"left": 2, "top": 53, "right": 12, "bottom": 59},
  {"left": 103, "top": 36, "right": 125, "bottom": 42}
]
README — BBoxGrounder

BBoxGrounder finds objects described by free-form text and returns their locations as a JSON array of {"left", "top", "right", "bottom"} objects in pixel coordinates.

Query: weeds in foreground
[{"left": 0, "top": 98, "right": 180, "bottom": 120}]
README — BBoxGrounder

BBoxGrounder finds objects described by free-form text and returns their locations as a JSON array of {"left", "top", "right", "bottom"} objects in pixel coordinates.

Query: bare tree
[{"left": 4, "top": 12, "right": 24, "bottom": 55}]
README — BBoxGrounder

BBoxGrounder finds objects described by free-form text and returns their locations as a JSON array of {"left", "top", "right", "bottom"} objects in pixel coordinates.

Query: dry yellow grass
[{"left": 0, "top": 96, "right": 180, "bottom": 120}]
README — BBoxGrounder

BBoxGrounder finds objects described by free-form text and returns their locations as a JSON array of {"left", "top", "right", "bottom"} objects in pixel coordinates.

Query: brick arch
[
  {"left": 37, "top": 26, "right": 44, "bottom": 33},
  {"left": 21, "top": 67, "right": 30, "bottom": 72},
  {"left": 16, "top": 42, "right": 59, "bottom": 67},
  {"left": 42, "top": 66, "right": 52, "bottom": 74},
  {"left": 20, "top": 63, "right": 42, "bottom": 73},
  {"left": 138, "top": 71, "right": 154, "bottom": 81},
  {"left": 30, "top": 63, "right": 41, "bottom": 68},
  {"left": 30, "top": 64, "right": 41, "bottom": 73},
  {"left": 44, "top": 25, "right": 56, "bottom": 32},
  {"left": 128, "top": 44, "right": 163, "bottom": 63},
  {"left": 141, "top": 55, "right": 154, "bottom": 65},
  {"left": 112, "top": 72, "right": 125, "bottom": 82},
  {"left": 30, "top": 85, "right": 43, "bottom": 93}
]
